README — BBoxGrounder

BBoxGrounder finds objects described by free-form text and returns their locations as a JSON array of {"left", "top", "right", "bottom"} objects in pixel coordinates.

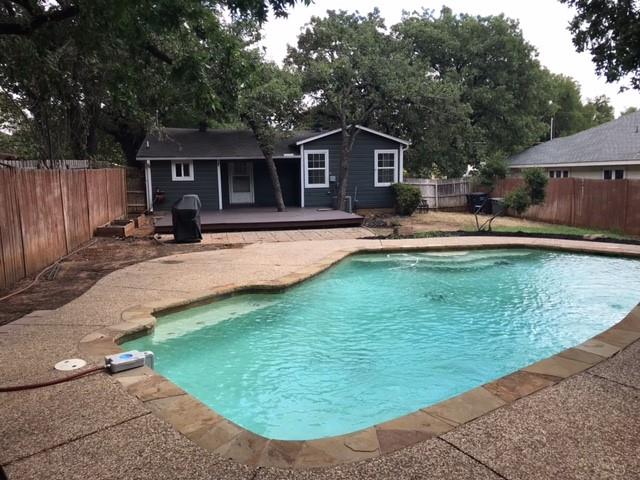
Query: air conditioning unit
[{"left": 345, "top": 195, "right": 352, "bottom": 213}]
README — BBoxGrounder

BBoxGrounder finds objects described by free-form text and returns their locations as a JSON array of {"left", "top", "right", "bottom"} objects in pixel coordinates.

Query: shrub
[
  {"left": 522, "top": 168, "right": 548, "bottom": 205},
  {"left": 503, "top": 187, "right": 530, "bottom": 215},
  {"left": 475, "top": 156, "right": 508, "bottom": 191},
  {"left": 391, "top": 183, "right": 422, "bottom": 216}
]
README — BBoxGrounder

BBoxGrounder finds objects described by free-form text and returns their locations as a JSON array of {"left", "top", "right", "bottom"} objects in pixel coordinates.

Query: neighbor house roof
[
  {"left": 509, "top": 111, "right": 640, "bottom": 168},
  {"left": 137, "top": 126, "right": 410, "bottom": 160},
  {"left": 137, "top": 128, "right": 316, "bottom": 160}
]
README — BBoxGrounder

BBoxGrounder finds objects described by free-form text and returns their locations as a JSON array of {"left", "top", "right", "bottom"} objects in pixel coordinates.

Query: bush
[
  {"left": 391, "top": 183, "right": 422, "bottom": 216},
  {"left": 503, "top": 187, "right": 530, "bottom": 215},
  {"left": 522, "top": 168, "right": 548, "bottom": 205},
  {"left": 475, "top": 156, "right": 508, "bottom": 191}
]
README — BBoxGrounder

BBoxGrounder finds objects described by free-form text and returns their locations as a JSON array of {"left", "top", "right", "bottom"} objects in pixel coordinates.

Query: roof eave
[
  {"left": 509, "top": 159, "right": 640, "bottom": 168},
  {"left": 295, "top": 126, "right": 411, "bottom": 146}
]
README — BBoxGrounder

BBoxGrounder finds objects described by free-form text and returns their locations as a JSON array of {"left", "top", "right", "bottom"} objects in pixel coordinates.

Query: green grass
[
  {"left": 412, "top": 224, "right": 635, "bottom": 241},
  {"left": 486, "top": 225, "right": 632, "bottom": 240}
]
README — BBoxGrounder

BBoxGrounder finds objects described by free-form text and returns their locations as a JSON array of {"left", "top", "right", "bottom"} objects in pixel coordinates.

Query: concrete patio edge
[{"left": 75, "top": 237, "right": 640, "bottom": 469}]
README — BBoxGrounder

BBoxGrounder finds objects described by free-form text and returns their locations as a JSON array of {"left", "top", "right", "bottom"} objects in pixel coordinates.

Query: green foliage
[
  {"left": 391, "top": 183, "right": 422, "bottom": 216},
  {"left": 286, "top": 9, "right": 420, "bottom": 208},
  {"left": 544, "top": 74, "right": 614, "bottom": 140},
  {"left": 560, "top": 0, "right": 640, "bottom": 89},
  {"left": 475, "top": 156, "right": 507, "bottom": 191},
  {"left": 238, "top": 57, "right": 302, "bottom": 152},
  {"left": 522, "top": 168, "right": 548, "bottom": 206},
  {"left": 581, "top": 95, "right": 615, "bottom": 126},
  {"left": 238, "top": 55, "right": 303, "bottom": 211},
  {"left": 503, "top": 168, "right": 547, "bottom": 216},
  {"left": 0, "top": 0, "right": 305, "bottom": 163},
  {"left": 287, "top": 10, "right": 402, "bottom": 129},
  {"left": 503, "top": 187, "right": 530, "bottom": 215},
  {"left": 621, "top": 106, "right": 638, "bottom": 116},
  {"left": 395, "top": 8, "right": 551, "bottom": 165}
]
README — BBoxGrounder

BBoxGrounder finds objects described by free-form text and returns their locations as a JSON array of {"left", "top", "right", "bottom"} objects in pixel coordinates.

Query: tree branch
[
  {"left": 144, "top": 44, "right": 173, "bottom": 65},
  {"left": 0, "top": 3, "right": 79, "bottom": 35}
]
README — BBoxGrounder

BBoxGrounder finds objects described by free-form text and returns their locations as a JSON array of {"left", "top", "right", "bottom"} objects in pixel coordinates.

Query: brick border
[{"left": 78, "top": 240, "right": 640, "bottom": 469}]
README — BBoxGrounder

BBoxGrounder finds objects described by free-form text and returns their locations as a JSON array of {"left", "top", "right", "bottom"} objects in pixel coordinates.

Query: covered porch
[{"left": 153, "top": 207, "right": 364, "bottom": 233}]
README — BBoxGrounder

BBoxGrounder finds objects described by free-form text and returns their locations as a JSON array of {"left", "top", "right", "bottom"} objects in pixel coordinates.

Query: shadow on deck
[{"left": 153, "top": 207, "right": 364, "bottom": 233}]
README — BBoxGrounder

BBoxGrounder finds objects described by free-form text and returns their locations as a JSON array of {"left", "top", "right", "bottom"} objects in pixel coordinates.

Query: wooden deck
[{"left": 153, "top": 207, "right": 364, "bottom": 233}]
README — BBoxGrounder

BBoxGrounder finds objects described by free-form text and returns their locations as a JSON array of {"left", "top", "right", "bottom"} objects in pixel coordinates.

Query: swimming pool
[{"left": 123, "top": 248, "right": 640, "bottom": 440}]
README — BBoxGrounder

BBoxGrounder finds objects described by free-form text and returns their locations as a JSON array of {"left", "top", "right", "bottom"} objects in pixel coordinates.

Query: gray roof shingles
[
  {"left": 510, "top": 111, "right": 640, "bottom": 167},
  {"left": 137, "top": 128, "right": 317, "bottom": 160}
]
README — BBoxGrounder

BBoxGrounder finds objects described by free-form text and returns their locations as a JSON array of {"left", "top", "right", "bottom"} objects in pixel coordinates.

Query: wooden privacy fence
[
  {"left": 494, "top": 177, "right": 640, "bottom": 236},
  {"left": 0, "top": 168, "right": 126, "bottom": 290},
  {"left": 404, "top": 178, "right": 471, "bottom": 210},
  {"left": 0, "top": 159, "right": 119, "bottom": 169}
]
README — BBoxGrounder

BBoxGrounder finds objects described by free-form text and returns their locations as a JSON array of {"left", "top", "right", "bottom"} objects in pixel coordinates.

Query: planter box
[{"left": 95, "top": 220, "right": 134, "bottom": 237}]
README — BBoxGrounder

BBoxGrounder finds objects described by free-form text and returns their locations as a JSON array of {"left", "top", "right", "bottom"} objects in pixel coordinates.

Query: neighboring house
[
  {"left": 509, "top": 111, "right": 640, "bottom": 180},
  {"left": 137, "top": 126, "right": 410, "bottom": 211}
]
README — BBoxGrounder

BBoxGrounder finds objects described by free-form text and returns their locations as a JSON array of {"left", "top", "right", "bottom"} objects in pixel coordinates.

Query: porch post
[
  {"left": 300, "top": 146, "right": 305, "bottom": 208},
  {"left": 217, "top": 160, "right": 223, "bottom": 210},
  {"left": 144, "top": 160, "right": 153, "bottom": 212},
  {"left": 399, "top": 146, "right": 405, "bottom": 183}
]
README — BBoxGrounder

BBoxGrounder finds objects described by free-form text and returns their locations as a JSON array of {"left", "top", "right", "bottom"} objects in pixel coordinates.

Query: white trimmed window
[
  {"left": 374, "top": 150, "right": 398, "bottom": 187},
  {"left": 171, "top": 160, "right": 194, "bottom": 181},
  {"left": 603, "top": 168, "right": 624, "bottom": 180},
  {"left": 304, "top": 150, "right": 329, "bottom": 188},
  {"left": 548, "top": 170, "right": 569, "bottom": 178}
]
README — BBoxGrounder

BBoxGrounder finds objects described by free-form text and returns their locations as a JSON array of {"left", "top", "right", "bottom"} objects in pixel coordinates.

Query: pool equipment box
[{"left": 105, "top": 350, "right": 154, "bottom": 373}]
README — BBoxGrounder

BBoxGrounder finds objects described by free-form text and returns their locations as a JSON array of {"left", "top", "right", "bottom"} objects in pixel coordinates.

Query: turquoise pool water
[{"left": 124, "top": 249, "right": 640, "bottom": 440}]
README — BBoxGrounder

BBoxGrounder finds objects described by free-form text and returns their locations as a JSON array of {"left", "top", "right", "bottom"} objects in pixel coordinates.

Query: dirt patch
[
  {"left": 0, "top": 236, "right": 240, "bottom": 326},
  {"left": 366, "top": 211, "right": 589, "bottom": 236}
]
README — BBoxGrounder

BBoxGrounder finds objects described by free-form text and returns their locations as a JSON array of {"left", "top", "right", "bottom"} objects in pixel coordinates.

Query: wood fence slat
[
  {"left": 624, "top": 180, "right": 640, "bottom": 235},
  {"left": 497, "top": 177, "right": 640, "bottom": 236},
  {"left": 0, "top": 169, "right": 26, "bottom": 288},
  {"left": 0, "top": 167, "right": 127, "bottom": 291}
]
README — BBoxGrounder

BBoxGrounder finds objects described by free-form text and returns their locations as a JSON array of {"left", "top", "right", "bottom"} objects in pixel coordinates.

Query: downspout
[
  {"left": 400, "top": 145, "right": 408, "bottom": 183},
  {"left": 217, "top": 160, "right": 223, "bottom": 210},
  {"left": 300, "top": 145, "right": 305, "bottom": 208},
  {"left": 144, "top": 160, "right": 153, "bottom": 212}
]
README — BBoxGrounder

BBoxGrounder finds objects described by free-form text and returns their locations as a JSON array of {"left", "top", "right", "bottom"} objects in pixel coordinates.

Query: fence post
[
  {"left": 58, "top": 170, "right": 69, "bottom": 255},
  {"left": 622, "top": 179, "right": 629, "bottom": 234}
]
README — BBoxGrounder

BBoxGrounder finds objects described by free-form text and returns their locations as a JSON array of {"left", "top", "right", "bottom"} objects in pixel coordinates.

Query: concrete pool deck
[{"left": 1, "top": 236, "right": 640, "bottom": 479}]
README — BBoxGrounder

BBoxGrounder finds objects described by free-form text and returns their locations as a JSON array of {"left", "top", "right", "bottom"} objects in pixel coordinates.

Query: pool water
[{"left": 124, "top": 249, "right": 640, "bottom": 440}]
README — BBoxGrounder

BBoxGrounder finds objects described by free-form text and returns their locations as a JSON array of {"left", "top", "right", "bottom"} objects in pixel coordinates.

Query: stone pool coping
[{"left": 77, "top": 237, "right": 640, "bottom": 469}]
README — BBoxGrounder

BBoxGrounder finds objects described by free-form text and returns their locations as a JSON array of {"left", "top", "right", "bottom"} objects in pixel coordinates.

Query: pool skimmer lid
[{"left": 54, "top": 358, "right": 87, "bottom": 371}]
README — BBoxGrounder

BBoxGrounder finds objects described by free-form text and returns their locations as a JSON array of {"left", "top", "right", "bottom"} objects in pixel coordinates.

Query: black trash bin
[
  {"left": 466, "top": 192, "right": 491, "bottom": 214},
  {"left": 172, "top": 194, "right": 202, "bottom": 243}
]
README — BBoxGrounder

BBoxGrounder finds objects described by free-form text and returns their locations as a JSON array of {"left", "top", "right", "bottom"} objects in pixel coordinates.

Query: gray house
[
  {"left": 137, "top": 126, "right": 410, "bottom": 213},
  {"left": 509, "top": 111, "right": 640, "bottom": 180}
]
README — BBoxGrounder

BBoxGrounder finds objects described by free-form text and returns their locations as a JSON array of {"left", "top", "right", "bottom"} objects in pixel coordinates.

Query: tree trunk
[
  {"left": 105, "top": 123, "right": 145, "bottom": 167},
  {"left": 337, "top": 128, "right": 358, "bottom": 211},
  {"left": 86, "top": 106, "right": 99, "bottom": 157},
  {"left": 247, "top": 121, "right": 286, "bottom": 212},
  {"left": 264, "top": 154, "right": 286, "bottom": 212}
]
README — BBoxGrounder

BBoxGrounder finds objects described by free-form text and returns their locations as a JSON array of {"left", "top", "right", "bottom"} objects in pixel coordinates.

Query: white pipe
[
  {"left": 300, "top": 145, "right": 305, "bottom": 208},
  {"left": 217, "top": 160, "right": 223, "bottom": 210},
  {"left": 144, "top": 160, "right": 153, "bottom": 212}
]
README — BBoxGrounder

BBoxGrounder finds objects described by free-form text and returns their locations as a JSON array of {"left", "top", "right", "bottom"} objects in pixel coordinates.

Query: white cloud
[{"left": 259, "top": 0, "right": 640, "bottom": 115}]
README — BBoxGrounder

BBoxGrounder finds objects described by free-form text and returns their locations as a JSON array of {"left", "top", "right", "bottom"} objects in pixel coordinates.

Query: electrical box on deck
[{"left": 105, "top": 350, "right": 154, "bottom": 373}]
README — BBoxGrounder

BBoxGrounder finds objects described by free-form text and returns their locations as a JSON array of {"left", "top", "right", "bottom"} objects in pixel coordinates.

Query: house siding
[
  {"left": 220, "top": 158, "right": 300, "bottom": 208},
  {"left": 150, "top": 160, "right": 219, "bottom": 210},
  {"left": 511, "top": 165, "right": 640, "bottom": 180},
  {"left": 303, "top": 130, "right": 402, "bottom": 208}
]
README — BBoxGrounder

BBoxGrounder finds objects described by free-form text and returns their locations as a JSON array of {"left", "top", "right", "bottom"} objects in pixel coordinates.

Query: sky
[{"left": 258, "top": 0, "right": 640, "bottom": 115}]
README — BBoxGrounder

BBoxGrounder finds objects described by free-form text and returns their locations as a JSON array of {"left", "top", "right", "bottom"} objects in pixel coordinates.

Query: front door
[{"left": 228, "top": 161, "right": 254, "bottom": 204}]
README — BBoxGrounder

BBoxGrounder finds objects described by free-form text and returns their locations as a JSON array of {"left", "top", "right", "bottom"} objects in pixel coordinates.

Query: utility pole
[{"left": 550, "top": 117, "right": 554, "bottom": 140}]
